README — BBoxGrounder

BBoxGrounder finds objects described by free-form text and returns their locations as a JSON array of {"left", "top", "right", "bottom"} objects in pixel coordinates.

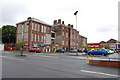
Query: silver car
[{"left": 71, "top": 48, "right": 78, "bottom": 52}]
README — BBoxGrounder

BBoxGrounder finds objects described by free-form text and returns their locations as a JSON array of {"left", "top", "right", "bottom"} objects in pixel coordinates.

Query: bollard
[{"left": 86, "top": 55, "right": 92, "bottom": 64}]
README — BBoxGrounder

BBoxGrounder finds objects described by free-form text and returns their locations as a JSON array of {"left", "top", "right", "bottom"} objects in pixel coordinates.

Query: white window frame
[
  {"left": 66, "top": 33, "right": 68, "bottom": 38},
  {"left": 38, "top": 24, "right": 40, "bottom": 31},
  {"left": 41, "top": 25, "right": 44, "bottom": 32},
  {"left": 32, "top": 23, "right": 34, "bottom": 30},
  {"left": 44, "top": 26, "right": 46, "bottom": 33},
  {"left": 62, "top": 41, "right": 64, "bottom": 45},
  {"left": 62, "top": 32, "right": 64, "bottom": 36},
  {"left": 31, "top": 33, "right": 33, "bottom": 41},
  {"left": 34, "top": 34, "right": 37, "bottom": 41},
  {"left": 38, "top": 35, "right": 39, "bottom": 42}
]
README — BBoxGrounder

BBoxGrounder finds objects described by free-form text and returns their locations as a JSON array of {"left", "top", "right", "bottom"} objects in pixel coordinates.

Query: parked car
[
  {"left": 56, "top": 49, "right": 65, "bottom": 53},
  {"left": 107, "top": 49, "right": 115, "bottom": 54},
  {"left": 78, "top": 50, "right": 85, "bottom": 53},
  {"left": 87, "top": 49, "right": 108, "bottom": 56},
  {"left": 29, "top": 47, "right": 41, "bottom": 53},
  {"left": 71, "top": 48, "right": 78, "bottom": 52}
]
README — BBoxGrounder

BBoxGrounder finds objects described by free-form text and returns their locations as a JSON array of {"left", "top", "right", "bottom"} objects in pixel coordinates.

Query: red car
[
  {"left": 78, "top": 50, "right": 84, "bottom": 53},
  {"left": 29, "top": 47, "right": 41, "bottom": 53}
]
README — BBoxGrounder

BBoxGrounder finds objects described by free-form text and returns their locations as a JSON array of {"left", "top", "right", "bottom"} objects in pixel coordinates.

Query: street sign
[
  {"left": 40, "top": 44, "right": 46, "bottom": 47},
  {"left": 24, "top": 43, "right": 30, "bottom": 46},
  {"left": 88, "top": 43, "right": 100, "bottom": 48}
]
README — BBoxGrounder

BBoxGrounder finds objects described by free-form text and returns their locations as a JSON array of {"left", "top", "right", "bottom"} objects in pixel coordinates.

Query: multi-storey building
[
  {"left": 16, "top": 17, "right": 52, "bottom": 52},
  {"left": 16, "top": 17, "right": 87, "bottom": 52},
  {"left": 53, "top": 19, "right": 87, "bottom": 52}
]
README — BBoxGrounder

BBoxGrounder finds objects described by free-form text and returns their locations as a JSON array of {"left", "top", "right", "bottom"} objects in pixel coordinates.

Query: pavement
[{"left": 1, "top": 51, "right": 119, "bottom": 78}]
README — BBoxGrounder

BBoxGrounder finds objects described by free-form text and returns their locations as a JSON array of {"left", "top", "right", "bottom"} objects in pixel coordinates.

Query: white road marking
[
  {"left": 40, "top": 55, "right": 58, "bottom": 58},
  {"left": 81, "top": 70, "right": 119, "bottom": 77}
]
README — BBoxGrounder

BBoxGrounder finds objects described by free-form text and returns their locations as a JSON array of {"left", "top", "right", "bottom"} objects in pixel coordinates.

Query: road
[{"left": 1, "top": 51, "right": 119, "bottom": 78}]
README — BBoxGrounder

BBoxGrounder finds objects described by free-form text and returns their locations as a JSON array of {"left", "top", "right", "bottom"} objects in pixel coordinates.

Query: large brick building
[
  {"left": 16, "top": 17, "right": 52, "bottom": 52},
  {"left": 16, "top": 17, "right": 87, "bottom": 52},
  {"left": 52, "top": 19, "right": 87, "bottom": 52}
]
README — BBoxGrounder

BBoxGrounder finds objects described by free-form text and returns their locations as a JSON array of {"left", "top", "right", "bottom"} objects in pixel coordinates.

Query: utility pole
[{"left": 74, "top": 11, "right": 78, "bottom": 56}]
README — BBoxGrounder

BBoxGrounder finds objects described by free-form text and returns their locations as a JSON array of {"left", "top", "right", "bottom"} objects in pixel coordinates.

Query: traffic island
[
  {"left": 87, "top": 60, "right": 120, "bottom": 68},
  {"left": 86, "top": 54, "right": 120, "bottom": 68}
]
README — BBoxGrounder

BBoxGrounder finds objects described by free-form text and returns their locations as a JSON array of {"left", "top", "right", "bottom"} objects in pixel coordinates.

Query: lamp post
[{"left": 74, "top": 11, "right": 78, "bottom": 56}]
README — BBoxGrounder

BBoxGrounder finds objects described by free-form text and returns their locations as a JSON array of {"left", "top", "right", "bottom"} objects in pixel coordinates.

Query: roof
[{"left": 16, "top": 17, "right": 52, "bottom": 26}]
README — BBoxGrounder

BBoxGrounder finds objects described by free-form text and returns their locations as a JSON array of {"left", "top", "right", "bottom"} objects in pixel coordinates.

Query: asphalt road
[{"left": 1, "top": 51, "right": 119, "bottom": 78}]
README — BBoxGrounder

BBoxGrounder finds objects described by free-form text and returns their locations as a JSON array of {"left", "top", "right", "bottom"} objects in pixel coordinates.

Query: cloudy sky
[{"left": 1, "top": 0, "right": 119, "bottom": 43}]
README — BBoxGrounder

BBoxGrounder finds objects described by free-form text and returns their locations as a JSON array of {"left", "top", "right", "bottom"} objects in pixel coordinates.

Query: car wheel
[
  {"left": 101, "top": 53, "right": 106, "bottom": 56},
  {"left": 88, "top": 52, "right": 92, "bottom": 55}
]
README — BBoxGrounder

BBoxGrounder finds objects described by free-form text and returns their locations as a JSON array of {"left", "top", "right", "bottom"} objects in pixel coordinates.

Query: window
[
  {"left": 38, "top": 35, "right": 39, "bottom": 42},
  {"left": 62, "top": 41, "right": 64, "bottom": 45},
  {"left": 66, "top": 40, "right": 68, "bottom": 45},
  {"left": 44, "top": 35, "right": 46, "bottom": 43},
  {"left": 51, "top": 33, "right": 55, "bottom": 38},
  {"left": 66, "top": 33, "right": 68, "bottom": 38},
  {"left": 62, "top": 27, "right": 64, "bottom": 30},
  {"left": 21, "top": 24, "right": 24, "bottom": 38},
  {"left": 35, "top": 24, "right": 36, "bottom": 31},
  {"left": 32, "top": 23, "right": 34, "bottom": 30},
  {"left": 62, "top": 32, "right": 64, "bottom": 36},
  {"left": 44, "top": 26, "right": 46, "bottom": 33},
  {"left": 34, "top": 34, "right": 37, "bottom": 41},
  {"left": 51, "top": 39, "right": 55, "bottom": 44},
  {"left": 41, "top": 35, "right": 43, "bottom": 42},
  {"left": 38, "top": 24, "right": 40, "bottom": 31},
  {"left": 31, "top": 33, "right": 33, "bottom": 41},
  {"left": 41, "top": 25, "right": 44, "bottom": 32},
  {"left": 47, "top": 27, "right": 50, "bottom": 33}
]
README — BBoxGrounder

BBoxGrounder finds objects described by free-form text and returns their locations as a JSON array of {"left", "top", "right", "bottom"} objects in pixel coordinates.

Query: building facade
[
  {"left": 53, "top": 19, "right": 87, "bottom": 52},
  {"left": 16, "top": 17, "right": 87, "bottom": 52},
  {"left": 16, "top": 17, "right": 52, "bottom": 52}
]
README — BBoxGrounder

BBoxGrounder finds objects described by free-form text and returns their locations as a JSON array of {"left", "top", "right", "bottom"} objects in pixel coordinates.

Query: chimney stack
[
  {"left": 62, "top": 21, "right": 64, "bottom": 24},
  {"left": 28, "top": 17, "right": 31, "bottom": 20},
  {"left": 71, "top": 25, "right": 73, "bottom": 28},
  {"left": 58, "top": 19, "right": 61, "bottom": 24},
  {"left": 54, "top": 20, "right": 57, "bottom": 24},
  {"left": 68, "top": 24, "right": 70, "bottom": 26}
]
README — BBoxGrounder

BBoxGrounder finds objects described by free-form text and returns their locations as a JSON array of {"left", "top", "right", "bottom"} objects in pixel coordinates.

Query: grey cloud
[
  {"left": 96, "top": 25, "right": 118, "bottom": 33},
  {"left": 2, "top": 1, "right": 29, "bottom": 25}
]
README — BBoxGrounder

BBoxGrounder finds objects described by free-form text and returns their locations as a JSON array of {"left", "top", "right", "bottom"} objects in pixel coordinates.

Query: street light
[{"left": 74, "top": 11, "right": 78, "bottom": 56}]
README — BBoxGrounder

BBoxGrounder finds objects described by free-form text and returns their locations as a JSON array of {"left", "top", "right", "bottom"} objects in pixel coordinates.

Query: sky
[{"left": 0, "top": 0, "right": 119, "bottom": 43}]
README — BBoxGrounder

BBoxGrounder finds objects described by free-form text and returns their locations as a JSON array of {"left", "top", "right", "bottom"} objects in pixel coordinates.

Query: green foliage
[
  {"left": 2, "top": 25, "right": 16, "bottom": 44},
  {"left": 17, "top": 38, "right": 24, "bottom": 47},
  {"left": 100, "top": 44, "right": 109, "bottom": 49},
  {"left": 80, "top": 41, "right": 88, "bottom": 49}
]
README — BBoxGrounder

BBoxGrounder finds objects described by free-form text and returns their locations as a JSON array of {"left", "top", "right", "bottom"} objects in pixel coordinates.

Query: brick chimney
[
  {"left": 68, "top": 24, "right": 70, "bottom": 26},
  {"left": 54, "top": 20, "right": 57, "bottom": 24},
  {"left": 27, "top": 17, "right": 31, "bottom": 20},
  {"left": 62, "top": 21, "right": 64, "bottom": 24},
  {"left": 71, "top": 25, "right": 73, "bottom": 28},
  {"left": 58, "top": 19, "right": 61, "bottom": 24}
]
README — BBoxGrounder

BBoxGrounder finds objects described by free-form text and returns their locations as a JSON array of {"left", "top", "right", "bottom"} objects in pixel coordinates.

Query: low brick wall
[
  {"left": 88, "top": 60, "right": 120, "bottom": 68},
  {"left": 4, "top": 45, "right": 16, "bottom": 51}
]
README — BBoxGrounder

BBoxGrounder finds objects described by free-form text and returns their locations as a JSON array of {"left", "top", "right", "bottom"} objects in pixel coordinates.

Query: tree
[
  {"left": 17, "top": 38, "right": 24, "bottom": 56},
  {"left": 2, "top": 25, "right": 16, "bottom": 44}
]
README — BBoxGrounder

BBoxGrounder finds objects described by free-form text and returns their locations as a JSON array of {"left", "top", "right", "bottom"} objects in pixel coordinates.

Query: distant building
[{"left": 88, "top": 39, "right": 120, "bottom": 50}]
